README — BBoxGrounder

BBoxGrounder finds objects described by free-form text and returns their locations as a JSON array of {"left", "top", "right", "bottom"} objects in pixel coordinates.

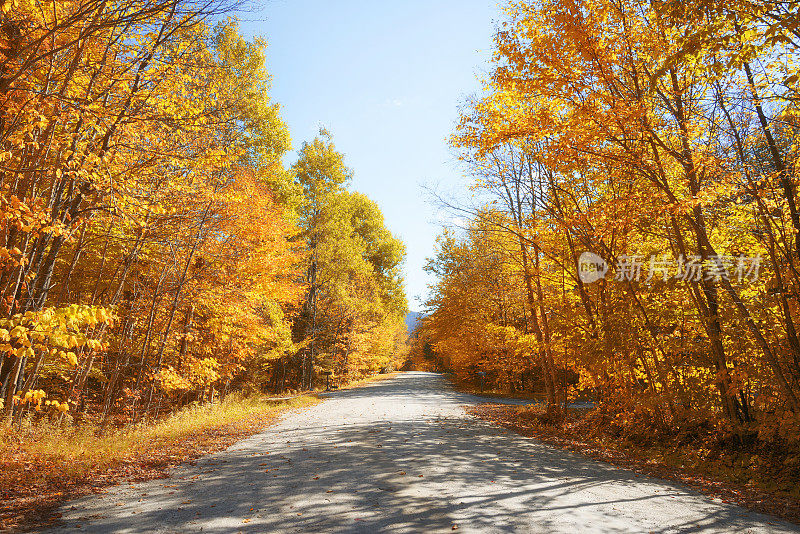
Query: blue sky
[{"left": 236, "top": 1, "right": 500, "bottom": 312}]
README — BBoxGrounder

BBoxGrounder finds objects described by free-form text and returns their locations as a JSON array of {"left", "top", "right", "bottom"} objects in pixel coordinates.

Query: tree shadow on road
[{"left": 42, "top": 373, "right": 796, "bottom": 534}]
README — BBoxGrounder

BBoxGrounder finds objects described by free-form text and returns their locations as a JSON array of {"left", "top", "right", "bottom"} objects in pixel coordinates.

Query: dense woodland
[
  {"left": 6, "top": 0, "right": 800, "bottom": 464},
  {"left": 7, "top": 0, "right": 800, "bottom": 529},
  {"left": 417, "top": 0, "right": 800, "bottom": 447},
  {"left": 0, "top": 0, "right": 408, "bottom": 425}
]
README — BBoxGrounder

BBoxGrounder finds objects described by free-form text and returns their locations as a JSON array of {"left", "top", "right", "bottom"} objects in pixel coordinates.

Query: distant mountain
[{"left": 405, "top": 311, "right": 424, "bottom": 335}]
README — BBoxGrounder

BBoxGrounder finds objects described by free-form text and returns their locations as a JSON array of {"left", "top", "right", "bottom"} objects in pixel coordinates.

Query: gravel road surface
[{"left": 41, "top": 372, "right": 799, "bottom": 533}]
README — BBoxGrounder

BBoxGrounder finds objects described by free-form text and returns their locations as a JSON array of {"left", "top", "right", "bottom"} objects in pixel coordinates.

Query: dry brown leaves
[{"left": 0, "top": 409, "right": 295, "bottom": 532}]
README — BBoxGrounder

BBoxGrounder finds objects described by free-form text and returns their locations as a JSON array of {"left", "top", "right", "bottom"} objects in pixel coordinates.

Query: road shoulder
[
  {"left": 469, "top": 402, "right": 800, "bottom": 527},
  {"left": 1, "top": 395, "right": 320, "bottom": 532}
]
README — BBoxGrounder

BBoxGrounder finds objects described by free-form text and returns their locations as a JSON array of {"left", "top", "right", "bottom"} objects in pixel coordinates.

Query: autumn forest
[
  {"left": 0, "top": 0, "right": 408, "bottom": 426},
  {"left": 415, "top": 0, "right": 800, "bottom": 474},
  {"left": 3, "top": 0, "right": 800, "bottom": 530}
]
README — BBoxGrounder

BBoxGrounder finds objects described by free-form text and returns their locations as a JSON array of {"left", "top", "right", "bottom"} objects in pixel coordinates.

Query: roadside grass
[
  {"left": 0, "top": 393, "right": 320, "bottom": 531},
  {"left": 450, "top": 376, "right": 582, "bottom": 405},
  {"left": 335, "top": 371, "right": 400, "bottom": 390},
  {"left": 274, "top": 371, "right": 400, "bottom": 396},
  {"left": 451, "top": 379, "right": 546, "bottom": 402}
]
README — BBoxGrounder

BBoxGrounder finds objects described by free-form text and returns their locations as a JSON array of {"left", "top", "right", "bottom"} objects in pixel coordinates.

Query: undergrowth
[
  {"left": 516, "top": 403, "right": 800, "bottom": 498},
  {"left": 1, "top": 393, "right": 320, "bottom": 530}
]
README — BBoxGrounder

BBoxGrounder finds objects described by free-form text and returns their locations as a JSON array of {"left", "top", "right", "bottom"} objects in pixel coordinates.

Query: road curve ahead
[{"left": 43, "top": 372, "right": 798, "bottom": 533}]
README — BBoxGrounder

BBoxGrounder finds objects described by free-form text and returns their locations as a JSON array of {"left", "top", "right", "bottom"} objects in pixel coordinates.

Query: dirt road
[{"left": 42, "top": 372, "right": 798, "bottom": 533}]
